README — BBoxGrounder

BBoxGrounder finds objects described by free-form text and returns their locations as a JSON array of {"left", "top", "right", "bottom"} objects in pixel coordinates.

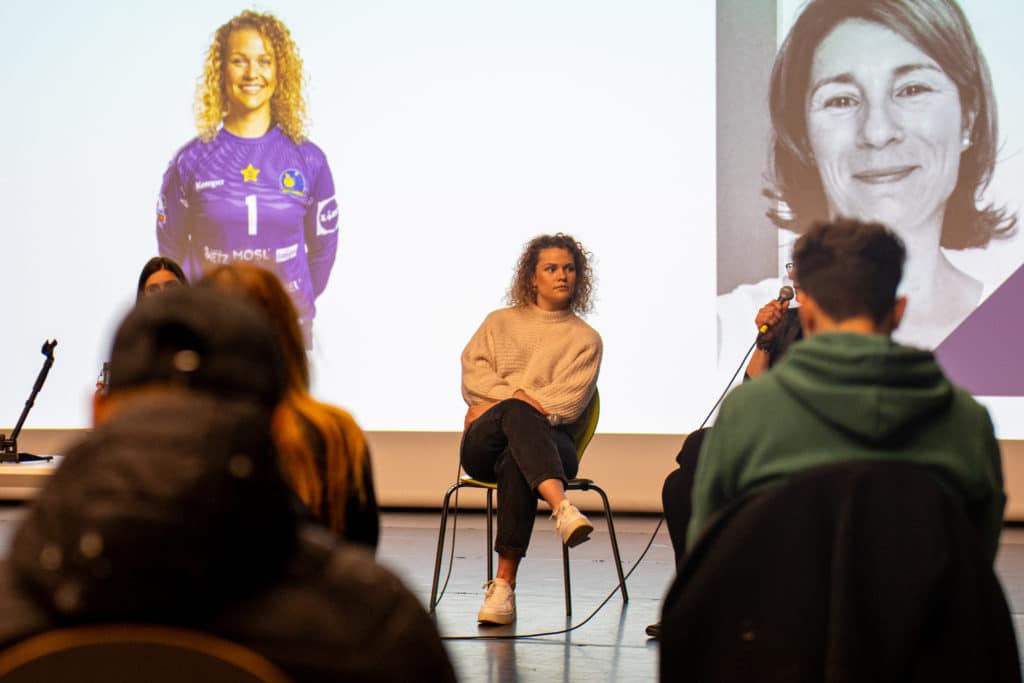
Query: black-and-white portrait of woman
[{"left": 717, "top": 0, "right": 1021, "bottom": 367}]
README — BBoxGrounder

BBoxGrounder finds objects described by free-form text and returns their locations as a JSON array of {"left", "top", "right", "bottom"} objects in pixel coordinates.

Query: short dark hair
[
  {"left": 792, "top": 218, "right": 906, "bottom": 324},
  {"left": 507, "top": 233, "right": 595, "bottom": 315},
  {"left": 137, "top": 257, "right": 188, "bottom": 301},
  {"left": 765, "top": 0, "right": 1015, "bottom": 247}
]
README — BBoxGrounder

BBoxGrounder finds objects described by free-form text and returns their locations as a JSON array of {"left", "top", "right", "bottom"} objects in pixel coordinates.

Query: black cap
[{"left": 107, "top": 287, "right": 287, "bottom": 407}]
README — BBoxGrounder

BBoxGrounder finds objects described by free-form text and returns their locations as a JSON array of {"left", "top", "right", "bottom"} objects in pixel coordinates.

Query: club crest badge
[{"left": 279, "top": 169, "right": 306, "bottom": 197}]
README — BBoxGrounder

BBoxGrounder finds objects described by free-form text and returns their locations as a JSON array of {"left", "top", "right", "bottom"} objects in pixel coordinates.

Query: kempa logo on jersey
[
  {"left": 279, "top": 169, "right": 306, "bottom": 197},
  {"left": 195, "top": 179, "right": 225, "bottom": 191}
]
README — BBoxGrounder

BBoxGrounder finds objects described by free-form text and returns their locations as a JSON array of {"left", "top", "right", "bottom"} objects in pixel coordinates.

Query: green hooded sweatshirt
[{"left": 688, "top": 332, "right": 1005, "bottom": 561}]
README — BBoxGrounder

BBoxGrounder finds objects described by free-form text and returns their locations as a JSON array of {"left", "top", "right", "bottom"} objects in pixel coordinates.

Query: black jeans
[
  {"left": 460, "top": 399, "right": 579, "bottom": 559},
  {"left": 662, "top": 427, "right": 708, "bottom": 568}
]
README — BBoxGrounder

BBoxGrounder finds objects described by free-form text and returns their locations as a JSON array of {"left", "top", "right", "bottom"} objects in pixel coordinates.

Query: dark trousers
[
  {"left": 662, "top": 427, "right": 708, "bottom": 568},
  {"left": 460, "top": 399, "right": 578, "bottom": 559}
]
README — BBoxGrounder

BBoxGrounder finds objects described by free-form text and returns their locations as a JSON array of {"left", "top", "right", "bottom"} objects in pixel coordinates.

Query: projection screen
[{"left": 0, "top": 0, "right": 1020, "bottom": 438}]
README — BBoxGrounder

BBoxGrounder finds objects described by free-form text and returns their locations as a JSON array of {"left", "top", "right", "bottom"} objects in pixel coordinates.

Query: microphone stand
[{"left": 0, "top": 340, "right": 58, "bottom": 463}]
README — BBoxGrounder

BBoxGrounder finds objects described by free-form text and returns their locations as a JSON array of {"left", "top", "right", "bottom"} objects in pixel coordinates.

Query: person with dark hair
[
  {"left": 158, "top": 10, "right": 339, "bottom": 348},
  {"left": 647, "top": 281, "right": 801, "bottom": 640},
  {"left": 690, "top": 219, "right": 1005, "bottom": 562},
  {"left": 460, "top": 232, "right": 602, "bottom": 625},
  {"left": 0, "top": 287, "right": 455, "bottom": 682},
  {"left": 136, "top": 256, "right": 188, "bottom": 301},
  {"left": 720, "top": 0, "right": 1016, "bottom": 362},
  {"left": 201, "top": 263, "right": 378, "bottom": 550}
]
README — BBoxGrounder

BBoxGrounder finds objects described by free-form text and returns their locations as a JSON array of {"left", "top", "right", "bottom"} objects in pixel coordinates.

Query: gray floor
[
  {"left": 380, "top": 513, "right": 1024, "bottom": 682},
  {"left": 2, "top": 505, "right": 1023, "bottom": 682},
  {"left": 378, "top": 511, "right": 672, "bottom": 683}
]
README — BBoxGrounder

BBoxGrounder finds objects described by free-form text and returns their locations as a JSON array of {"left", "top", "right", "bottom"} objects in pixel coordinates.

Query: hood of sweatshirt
[{"left": 772, "top": 333, "right": 954, "bottom": 443}]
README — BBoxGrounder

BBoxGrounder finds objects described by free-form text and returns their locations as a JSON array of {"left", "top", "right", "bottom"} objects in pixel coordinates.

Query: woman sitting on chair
[{"left": 460, "top": 233, "right": 603, "bottom": 625}]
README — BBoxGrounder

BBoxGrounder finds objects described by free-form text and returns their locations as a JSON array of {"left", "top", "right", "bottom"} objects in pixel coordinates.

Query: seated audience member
[
  {"left": 461, "top": 233, "right": 602, "bottom": 625},
  {"left": 201, "top": 264, "right": 378, "bottom": 550},
  {"left": 662, "top": 290, "right": 802, "bottom": 565},
  {"left": 0, "top": 287, "right": 454, "bottom": 683},
  {"left": 687, "top": 219, "right": 1005, "bottom": 561},
  {"left": 97, "top": 256, "right": 191, "bottom": 394},
  {"left": 646, "top": 290, "right": 801, "bottom": 639},
  {"left": 136, "top": 256, "right": 188, "bottom": 301},
  {"left": 744, "top": 292, "right": 802, "bottom": 379}
]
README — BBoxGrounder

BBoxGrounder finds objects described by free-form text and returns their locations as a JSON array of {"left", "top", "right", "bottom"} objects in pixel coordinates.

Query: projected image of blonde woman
[{"left": 157, "top": 10, "right": 340, "bottom": 349}]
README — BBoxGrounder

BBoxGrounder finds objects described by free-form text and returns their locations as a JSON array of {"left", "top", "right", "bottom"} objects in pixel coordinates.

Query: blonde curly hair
[{"left": 195, "top": 10, "right": 308, "bottom": 143}]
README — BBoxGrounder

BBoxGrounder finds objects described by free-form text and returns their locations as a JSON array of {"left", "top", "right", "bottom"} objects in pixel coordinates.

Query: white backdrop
[
  {"left": 0, "top": 1, "right": 1019, "bottom": 437},
  {"left": 0, "top": 1, "right": 714, "bottom": 434}
]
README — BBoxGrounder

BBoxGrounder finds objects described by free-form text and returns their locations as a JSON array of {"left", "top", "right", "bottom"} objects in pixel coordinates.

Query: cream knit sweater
[{"left": 461, "top": 305, "right": 602, "bottom": 424}]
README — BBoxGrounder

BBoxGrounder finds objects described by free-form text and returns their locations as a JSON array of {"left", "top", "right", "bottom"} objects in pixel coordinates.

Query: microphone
[{"left": 757, "top": 286, "right": 795, "bottom": 334}]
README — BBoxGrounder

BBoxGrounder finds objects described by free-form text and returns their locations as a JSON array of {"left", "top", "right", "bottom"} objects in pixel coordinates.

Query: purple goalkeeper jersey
[{"left": 157, "top": 126, "right": 339, "bottom": 323}]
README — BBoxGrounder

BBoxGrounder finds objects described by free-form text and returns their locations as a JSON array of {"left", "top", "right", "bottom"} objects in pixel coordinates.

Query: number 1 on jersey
[{"left": 245, "top": 194, "right": 258, "bottom": 236}]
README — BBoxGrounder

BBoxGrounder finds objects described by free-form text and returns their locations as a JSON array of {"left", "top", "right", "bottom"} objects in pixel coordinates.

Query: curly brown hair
[
  {"left": 195, "top": 10, "right": 308, "bottom": 143},
  {"left": 507, "top": 233, "right": 595, "bottom": 315}
]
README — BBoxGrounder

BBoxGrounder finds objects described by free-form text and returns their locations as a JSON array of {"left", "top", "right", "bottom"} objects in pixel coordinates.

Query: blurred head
[
  {"left": 792, "top": 218, "right": 907, "bottom": 332},
  {"left": 196, "top": 10, "right": 307, "bottom": 143},
  {"left": 102, "top": 286, "right": 287, "bottom": 422},
  {"left": 508, "top": 233, "right": 595, "bottom": 315},
  {"left": 199, "top": 264, "right": 309, "bottom": 389},
  {"left": 766, "top": 0, "right": 1014, "bottom": 247},
  {"left": 137, "top": 257, "right": 187, "bottom": 302}
]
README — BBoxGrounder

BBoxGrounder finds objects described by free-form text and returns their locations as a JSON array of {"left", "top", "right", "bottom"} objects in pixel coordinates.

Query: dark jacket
[
  {"left": 0, "top": 393, "right": 454, "bottom": 683},
  {"left": 662, "top": 460, "right": 1021, "bottom": 683}
]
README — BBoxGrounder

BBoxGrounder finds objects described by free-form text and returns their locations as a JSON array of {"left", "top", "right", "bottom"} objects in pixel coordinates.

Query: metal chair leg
[
  {"left": 429, "top": 482, "right": 462, "bottom": 614},
  {"left": 591, "top": 483, "right": 629, "bottom": 603},
  {"left": 562, "top": 542, "right": 572, "bottom": 616},
  {"left": 486, "top": 487, "right": 494, "bottom": 582}
]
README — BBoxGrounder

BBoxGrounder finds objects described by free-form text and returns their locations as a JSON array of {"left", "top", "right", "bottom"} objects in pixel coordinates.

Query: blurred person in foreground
[
  {"left": 201, "top": 263, "right": 378, "bottom": 549},
  {"left": 0, "top": 287, "right": 454, "bottom": 682}
]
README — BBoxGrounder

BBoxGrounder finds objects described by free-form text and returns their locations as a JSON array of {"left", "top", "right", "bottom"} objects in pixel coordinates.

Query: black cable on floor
[{"left": 440, "top": 517, "right": 664, "bottom": 641}]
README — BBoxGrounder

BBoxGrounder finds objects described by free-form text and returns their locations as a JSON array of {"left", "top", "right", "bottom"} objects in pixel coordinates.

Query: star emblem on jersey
[{"left": 240, "top": 163, "right": 260, "bottom": 183}]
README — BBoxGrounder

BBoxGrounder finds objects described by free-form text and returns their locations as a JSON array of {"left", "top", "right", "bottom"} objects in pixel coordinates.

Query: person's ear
[
  {"left": 92, "top": 391, "right": 110, "bottom": 427},
  {"left": 797, "top": 294, "right": 819, "bottom": 336},
  {"left": 888, "top": 295, "right": 908, "bottom": 333},
  {"left": 92, "top": 391, "right": 123, "bottom": 427}
]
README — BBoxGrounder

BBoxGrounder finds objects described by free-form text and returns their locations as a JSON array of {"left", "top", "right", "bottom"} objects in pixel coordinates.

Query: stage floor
[{"left": 2, "top": 507, "right": 1024, "bottom": 681}]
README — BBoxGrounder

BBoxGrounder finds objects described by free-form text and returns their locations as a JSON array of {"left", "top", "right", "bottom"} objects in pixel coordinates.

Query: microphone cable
[
  {"left": 440, "top": 516, "right": 664, "bottom": 641},
  {"left": 695, "top": 339, "right": 757, "bottom": 432}
]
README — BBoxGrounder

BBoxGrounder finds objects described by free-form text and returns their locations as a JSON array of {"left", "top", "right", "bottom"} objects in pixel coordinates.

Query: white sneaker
[
  {"left": 477, "top": 578, "right": 516, "bottom": 625},
  {"left": 552, "top": 499, "right": 593, "bottom": 548}
]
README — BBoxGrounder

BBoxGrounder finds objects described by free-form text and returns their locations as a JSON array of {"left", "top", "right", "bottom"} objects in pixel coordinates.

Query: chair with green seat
[{"left": 428, "top": 389, "right": 628, "bottom": 616}]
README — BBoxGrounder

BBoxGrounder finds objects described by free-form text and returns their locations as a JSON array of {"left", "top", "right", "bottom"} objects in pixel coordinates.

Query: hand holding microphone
[{"left": 756, "top": 286, "right": 795, "bottom": 337}]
